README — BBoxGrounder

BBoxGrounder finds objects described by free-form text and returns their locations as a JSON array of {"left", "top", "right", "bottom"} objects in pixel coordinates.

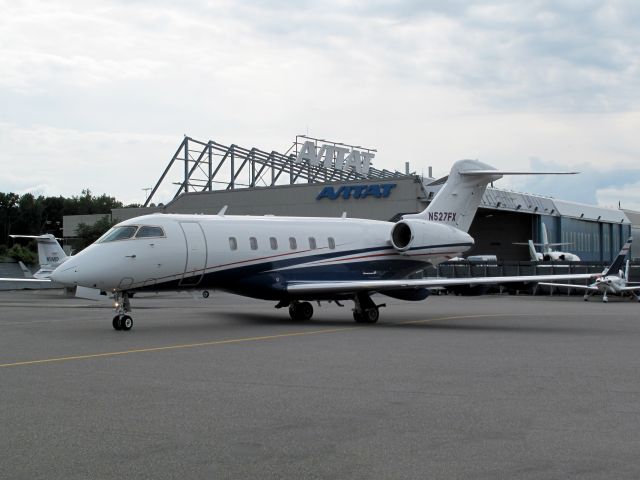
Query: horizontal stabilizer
[{"left": 461, "top": 170, "right": 578, "bottom": 176}]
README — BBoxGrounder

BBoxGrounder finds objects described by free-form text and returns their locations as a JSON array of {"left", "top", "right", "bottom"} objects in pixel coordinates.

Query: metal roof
[
  {"left": 480, "top": 188, "right": 557, "bottom": 215},
  {"left": 552, "top": 199, "right": 629, "bottom": 223}
]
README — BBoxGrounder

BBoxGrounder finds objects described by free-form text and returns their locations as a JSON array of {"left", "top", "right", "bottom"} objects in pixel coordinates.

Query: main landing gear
[
  {"left": 352, "top": 292, "right": 385, "bottom": 324},
  {"left": 288, "top": 301, "right": 314, "bottom": 321},
  {"left": 112, "top": 291, "right": 133, "bottom": 331},
  {"left": 277, "top": 293, "right": 385, "bottom": 323}
]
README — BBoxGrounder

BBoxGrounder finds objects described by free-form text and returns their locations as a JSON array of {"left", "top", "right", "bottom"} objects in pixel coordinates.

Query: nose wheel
[
  {"left": 112, "top": 292, "right": 134, "bottom": 331},
  {"left": 112, "top": 314, "right": 133, "bottom": 331}
]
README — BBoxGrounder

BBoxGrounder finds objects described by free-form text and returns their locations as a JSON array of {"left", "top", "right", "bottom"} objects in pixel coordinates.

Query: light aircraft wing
[
  {"left": 537, "top": 282, "right": 598, "bottom": 292},
  {"left": 287, "top": 273, "right": 598, "bottom": 295},
  {"left": 619, "top": 286, "right": 640, "bottom": 292}
]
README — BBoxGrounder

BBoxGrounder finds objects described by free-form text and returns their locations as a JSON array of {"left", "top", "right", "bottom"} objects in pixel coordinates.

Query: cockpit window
[
  {"left": 97, "top": 226, "right": 138, "bottom": 243},
  {"left": 135, "top": 226, "right": 165, "bottom": 238}
]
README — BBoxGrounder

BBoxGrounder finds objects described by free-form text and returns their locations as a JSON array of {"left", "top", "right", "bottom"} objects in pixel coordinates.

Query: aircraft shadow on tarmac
[{"left": 216, "top": 311, "right": 613, "bottom": 336}]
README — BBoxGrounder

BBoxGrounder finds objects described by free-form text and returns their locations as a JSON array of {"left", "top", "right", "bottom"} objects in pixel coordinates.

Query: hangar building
[{"left": 66, "top": 135, "right": 634, "bottom": 262}]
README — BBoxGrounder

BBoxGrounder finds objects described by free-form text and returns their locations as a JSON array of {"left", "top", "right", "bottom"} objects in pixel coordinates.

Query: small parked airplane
[
  {"left": 539, "top": 238, "right": 639, "bottom": 302},
  {"left": 50, "top": 159, "right": 600, "bottom": 331},
  {"left": 514, "top": 224, "right": 580, "bottom": 262}
]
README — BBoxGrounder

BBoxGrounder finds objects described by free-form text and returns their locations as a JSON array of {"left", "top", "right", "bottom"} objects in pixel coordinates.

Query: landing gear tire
[
  {"left": 121, "top": 315, "right": 133, "bottom": 331},
  {"left": 289, "top": 301, "right": 313, "bottom": 321},
  {"left": 353, "top": 308, "right": 379, "bottom": 324},
  {"left": 202, "top": 290, "right": 210, "bottom": 299},
  {"left": 112, "top": 315, "right": 122, "bottom": 331}
]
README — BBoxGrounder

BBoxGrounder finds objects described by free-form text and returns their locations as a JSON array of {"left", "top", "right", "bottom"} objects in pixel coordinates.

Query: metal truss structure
[{"left": 144, "top": 136, "right": 407, "bottom": 207}]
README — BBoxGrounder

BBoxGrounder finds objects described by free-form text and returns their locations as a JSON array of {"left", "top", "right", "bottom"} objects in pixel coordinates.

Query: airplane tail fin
[
  {"left": 528, "top": 240, "right": 540, "bottom": 262},
  {"left": 624, "top": 259, "right": 630, "bottom": 281},
  {"left": 404, "top": 159, "right": 577, "bottom": 232},
  {"left": 602, "top": 237, "right": 632, "bottom": 276},
  {"left": 35, "top": 234, "right": 66, "bottom": 268},
  {"left": 10, "top": 234, "right": 67, "bottom": 268}
]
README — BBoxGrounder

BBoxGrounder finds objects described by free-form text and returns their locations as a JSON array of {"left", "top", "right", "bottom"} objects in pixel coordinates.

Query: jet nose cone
[{"left": 50, "top": 264, "right": 79, "bottom": 286}]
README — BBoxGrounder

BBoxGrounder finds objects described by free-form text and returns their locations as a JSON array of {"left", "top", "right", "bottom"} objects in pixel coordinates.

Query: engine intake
[
  {"left": 390, "top": 219, "right": 474, "bottom": 255},
  {"left": 390, "top": 221, "right": 412, "bottom": 251}
]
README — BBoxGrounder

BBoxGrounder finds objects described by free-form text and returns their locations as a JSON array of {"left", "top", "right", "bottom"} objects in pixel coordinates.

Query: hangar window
[
  {"left": 270, "top": 237, "right": 278, "bottom": 250},
  {"left": 250, "top": 237, "right": 258, "bottom": 250},
  {"left": 135, "top": 226, "right": 165, "bottom": 238},
  {"left": 97, "top": 226, "right": 138, "bottom": 243},
  {"left": 309, "top": 237, "right": 317, "bottom": 249},
  {"left": 328, "top": 237, "right": 335, "bottom": 249},
  {"left": 289, "top": 237, "right": 297, "bottom": 250},
  {"left": 229, "top": 237, "right": 238, "bottom": 250}
]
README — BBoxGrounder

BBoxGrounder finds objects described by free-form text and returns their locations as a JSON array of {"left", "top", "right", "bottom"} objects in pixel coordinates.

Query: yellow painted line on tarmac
[
  {"left": 0, "top": 312, "right": 539, "bottom": 369},
  {"left": 0, "top": 326, "right": 360, "bottom": 368}
]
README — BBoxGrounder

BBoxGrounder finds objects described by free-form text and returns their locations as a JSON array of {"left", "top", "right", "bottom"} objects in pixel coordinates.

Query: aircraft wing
[
  {"left": 537, "top": 282, "right": 598, "bottom": 292},
  {"left": 619, "top": 285, "right": 640, "bottom": 292},
  {"left": 287, "top": 273, "right": 598, "bottom": 295},
  {"left": 0, "top": 277, "right": 57, "bottom": 290}
]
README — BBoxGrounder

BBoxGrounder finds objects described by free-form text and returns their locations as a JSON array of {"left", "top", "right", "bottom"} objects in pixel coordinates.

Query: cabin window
[
  {"left": 289, "top": 237, "right": 297, "bottom": 250},
  {"left": 229, "top": 237, "right": 238, "bottom": 250},
  {"left": 309, "top": 237, "right": 317, "bottom": 249},
  {"left": 328, "top": 237, "right": 335, "bottom": 249},
  {"left": 135, "top": 226, "right": 165, "bottom": 238},
  {"left": 270, "top": 237, "right": 278, "bottom": 250},
  {"left": 249, "top": 237, "right": 258, "bottom": 250},
  {"left": 97, "top": 226, "right": 138, "bottom": 243}
]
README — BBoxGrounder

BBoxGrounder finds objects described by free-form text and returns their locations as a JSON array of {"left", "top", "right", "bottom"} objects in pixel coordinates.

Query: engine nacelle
[{"left": 390, "top": 219, "right": 474, "bottom": 255}]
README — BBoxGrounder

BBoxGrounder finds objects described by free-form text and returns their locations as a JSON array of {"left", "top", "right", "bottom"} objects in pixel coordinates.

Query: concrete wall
[{"left": 63, "top": 214, "right": 111, "bottom": 237}]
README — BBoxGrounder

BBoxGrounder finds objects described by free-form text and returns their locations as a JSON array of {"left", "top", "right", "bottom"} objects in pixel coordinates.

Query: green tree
[{"left": 7, "top": 243, "right": 37, "bottom": 265}]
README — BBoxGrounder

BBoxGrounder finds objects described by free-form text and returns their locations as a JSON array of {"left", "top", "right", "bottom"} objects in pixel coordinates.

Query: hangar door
[
  {"left": 467, "top": 210, "right": 534, "bottom": 261},
  {"left": 180, "top": 222, "right": 207, "bottom": 286}
]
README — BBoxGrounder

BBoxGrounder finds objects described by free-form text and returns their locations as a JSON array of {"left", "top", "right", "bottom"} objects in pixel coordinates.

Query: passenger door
[{"left": 180, "top": 222, "right": 207, "bottom": 286}]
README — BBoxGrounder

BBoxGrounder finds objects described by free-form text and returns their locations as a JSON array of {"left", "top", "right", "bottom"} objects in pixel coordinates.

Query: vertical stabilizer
[
  {"left": 527, "top": 240, "right": 541, "bottom": 262},
  {"left": 35, "top": 234, "right": 67, "bottom": 268},
  {"left": 603, "top": 237, "right": 632, "bottom": 276},
  {"left": 541, "top": 223, "right": 550, "bottom": 253},
  {"left": 404, "top": 159, "right": 502, "bottom": 232}
]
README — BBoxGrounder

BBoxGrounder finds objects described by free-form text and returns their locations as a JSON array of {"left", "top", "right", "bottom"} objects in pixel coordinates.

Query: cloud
[
  {"left": 505, "top": 157, "right": 640, "bottom": 208},
  {"left": 1, "top": 0, "right": 639, "bottom": 212}
]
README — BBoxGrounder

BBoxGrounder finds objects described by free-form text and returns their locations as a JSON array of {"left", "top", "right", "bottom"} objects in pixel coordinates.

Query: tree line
[{"left": 0, "top": 190, "right": 140, "bottom": 263}]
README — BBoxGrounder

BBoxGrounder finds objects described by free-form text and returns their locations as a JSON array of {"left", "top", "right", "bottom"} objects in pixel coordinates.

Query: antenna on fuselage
[
  {"left": 341, "top": 212, "right": 347, "bottom": 219},
  {"left": 217, "top": 205, "right": 228, "bottom": 216}
]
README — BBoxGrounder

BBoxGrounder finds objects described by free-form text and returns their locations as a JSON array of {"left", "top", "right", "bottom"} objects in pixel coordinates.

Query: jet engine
[{"left": 389, "top": 219, "right": 474, "bottom": 254}]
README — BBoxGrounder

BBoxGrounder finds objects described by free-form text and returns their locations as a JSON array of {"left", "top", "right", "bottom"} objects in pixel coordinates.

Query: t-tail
[
  {"left": 10, "top": 234, "right": 67, "bottom": 270},
  {"left": 404, "top": 159, "right": 578, "bottom": 233},
  {"left": 603, "top": 237, "right": 632, "bottom": 276}
]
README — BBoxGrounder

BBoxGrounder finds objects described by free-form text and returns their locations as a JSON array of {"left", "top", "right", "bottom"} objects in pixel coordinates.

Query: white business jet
[
  {"left": 514, "top": 224, "right": 580, "bottom": 262},
  {"left": 50, "top": 159, "right": 599, "bottom": 331},
  {"left": 539, "top": 238, "right": 639, "bottom": 303}
]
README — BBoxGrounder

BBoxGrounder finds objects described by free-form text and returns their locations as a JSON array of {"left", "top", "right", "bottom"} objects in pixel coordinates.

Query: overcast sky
[{"left": 1, "top": 0, "right": 639, "bottom": 210}]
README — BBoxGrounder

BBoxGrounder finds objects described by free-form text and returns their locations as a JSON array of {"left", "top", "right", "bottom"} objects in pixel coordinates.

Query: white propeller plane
[
  {"left": 50, "top": 159, "right": 601, "bottom": 331},
  {"left": 539, "top": 238, "right": 639, "bottom": 303}
]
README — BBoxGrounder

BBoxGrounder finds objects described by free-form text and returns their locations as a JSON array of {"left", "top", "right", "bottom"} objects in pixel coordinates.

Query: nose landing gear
[{"left": 112, "top": 292, "right": 133, "bottom": 331}]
